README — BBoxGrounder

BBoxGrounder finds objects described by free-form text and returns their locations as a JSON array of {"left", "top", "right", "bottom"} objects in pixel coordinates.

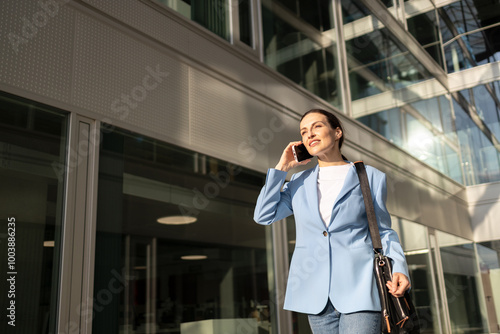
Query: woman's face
[{"left": 299, "top": 113, "right": 341, "bottom": 158}]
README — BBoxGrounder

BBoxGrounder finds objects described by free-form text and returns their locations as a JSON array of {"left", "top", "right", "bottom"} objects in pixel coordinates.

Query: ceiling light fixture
[
  {"left": 157, "top": 215, "right": 197, "bottom": 225},
  {"left": 181, "top": 255, "right": 207, "bottom": 260},
  {"left": 44, "top": 240, "right": 55, "bottom": 247}
]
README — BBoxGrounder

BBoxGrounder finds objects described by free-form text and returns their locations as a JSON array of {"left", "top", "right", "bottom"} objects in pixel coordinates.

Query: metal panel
[
  {"left": 82, "top": 0, "right": 190, "bottom": 55},
  {"left": 0, "top": 0, "right": 75, "bottom": 103},
  {"left": 72, "top": 9, "right": 190, "bottom": 146},
  {"left": 189, "top": 67, "right": 271, "bottom": 167}
]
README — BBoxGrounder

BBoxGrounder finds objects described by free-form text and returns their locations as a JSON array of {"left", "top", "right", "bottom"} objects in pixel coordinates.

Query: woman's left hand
[{"left": 386, "top": 273, "right": 410, "bottom": 297}]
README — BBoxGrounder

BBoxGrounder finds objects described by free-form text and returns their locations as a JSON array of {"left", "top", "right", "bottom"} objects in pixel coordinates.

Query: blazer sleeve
[
  {"left": 372, "top": 172, "right": 410, "bottom": 278},
  {"left": 253, "top": 168, "right": 294, "bottom": 225}
]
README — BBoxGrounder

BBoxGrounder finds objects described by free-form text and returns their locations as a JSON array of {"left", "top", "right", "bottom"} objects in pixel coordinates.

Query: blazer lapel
[
  {"left": 328, "top": 164, "right": 360, "bottom": 227},
  {"left": 303, "top": 164, "right": 323, "bottom": 227}
]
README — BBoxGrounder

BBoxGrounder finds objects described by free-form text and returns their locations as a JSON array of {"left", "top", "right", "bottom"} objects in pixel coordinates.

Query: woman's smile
[{"left": 309, "top": 139, "right": 320, "bottom": 148}]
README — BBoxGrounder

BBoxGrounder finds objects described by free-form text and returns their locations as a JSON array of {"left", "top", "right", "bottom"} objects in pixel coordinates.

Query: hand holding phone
[{"left": 292, "top": 143, "right": 313, "bottom": 162}]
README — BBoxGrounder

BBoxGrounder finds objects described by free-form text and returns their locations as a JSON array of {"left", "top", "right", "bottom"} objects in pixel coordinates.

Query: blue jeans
[{"left": 308, "top": 300, "right": 381, "bottom": 334}]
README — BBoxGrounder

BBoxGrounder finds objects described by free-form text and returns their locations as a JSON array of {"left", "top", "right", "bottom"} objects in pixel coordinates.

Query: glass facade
[
  {"left": 261, "top": 0, "right": 342, "bottom": 109},
  {"left": 155, "top": 0, "right": 231, "bottom": 41},
  {"left": 359, "top": 94, "right": 467, "bottom": 184},
  {"left": 0, "top": 93, "right": 68, "bottom": 333},
  {"left": 407, "top": 9, "right": 445, "bottom": 70},
  {"left": 438, "top": 1, "right": 500, "bottom": 73},
  {"left": 92, "top": 127, "right": 271, "bottom": 333}
]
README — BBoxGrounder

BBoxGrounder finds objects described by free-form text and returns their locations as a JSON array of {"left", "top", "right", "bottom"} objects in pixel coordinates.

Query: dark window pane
[
  {"left": 239, "top": 0, "right": 253, "bottom": 46},
  {"left": 92, "top": 126, "right": 270, "bottom": 333},
  {"left": 0, "top": 93, "right": 68, "bottom": 334}
]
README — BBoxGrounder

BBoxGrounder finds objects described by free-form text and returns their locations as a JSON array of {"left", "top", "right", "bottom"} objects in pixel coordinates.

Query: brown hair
[{"left": 301, "top": 109, "right": 347, "bottom": 161}]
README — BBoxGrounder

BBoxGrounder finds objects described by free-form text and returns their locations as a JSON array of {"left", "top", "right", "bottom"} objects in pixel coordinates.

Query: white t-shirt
[{"left": 317, "top": 164, "right": 352, "bottom": 227}]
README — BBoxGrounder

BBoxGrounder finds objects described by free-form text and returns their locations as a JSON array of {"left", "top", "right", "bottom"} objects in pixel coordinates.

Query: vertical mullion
[
  {"left": 270, "top": 220, "right": 292, "bottom": 333},
  {"left": 56, "top": 113, "right": 79, "bottom": 334},
  {"left": 332, "top": 0, "right": 353, "bottom": 116},
  {"left": 56, "top": 115, "right": 99, "bottom": 334},
  {"left": 80, "top": 119, "right": 100, "bottom": 334}
]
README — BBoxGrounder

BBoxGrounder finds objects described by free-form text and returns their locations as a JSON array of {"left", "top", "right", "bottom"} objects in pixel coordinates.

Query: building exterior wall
[{"left": 1, "top": 0, "right": 471, "bottom": 236}]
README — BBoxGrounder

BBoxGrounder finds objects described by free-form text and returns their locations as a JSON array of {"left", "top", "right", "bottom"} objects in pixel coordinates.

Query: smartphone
[{"left": 292, "top": 143, "right": 313, "bottom": 162}]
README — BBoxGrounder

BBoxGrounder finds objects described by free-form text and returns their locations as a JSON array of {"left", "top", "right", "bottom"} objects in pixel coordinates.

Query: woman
[{"left": 254, "top": 109, "right": 410, "bottom": 333}]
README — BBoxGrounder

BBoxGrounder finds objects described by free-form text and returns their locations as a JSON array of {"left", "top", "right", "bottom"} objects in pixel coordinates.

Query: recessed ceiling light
[
  {"left": 44, "top": 240, "right": 55, "bottom": 247},
  {"left": 157, "top": 215, "right": 197, "bottom": 225},
  {"left": 181, "top": 255, "right": 207, "bottom": 260}
]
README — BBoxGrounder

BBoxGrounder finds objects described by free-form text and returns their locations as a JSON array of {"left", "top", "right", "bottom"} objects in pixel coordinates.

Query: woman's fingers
[
  {"left": 276, "top": 142, "right": 304, "bottom": 171},
  {"left": 386, "top": 273, "right": 410, "bottom": 298}
]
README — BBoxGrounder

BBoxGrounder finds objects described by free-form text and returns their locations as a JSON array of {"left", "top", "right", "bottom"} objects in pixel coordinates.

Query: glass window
[
  {"left": 391, "top": 218, "right": 441, "bottom": 334},
  {"left": 436, "top": 231, "right": 488, "bottom": 333},
  {"left": 407, "top": 10, "right": 445, "bottom": 69},
  {"left": 358, "top": 108, "right": 403, "bottom": 146},
  {"left": 439, "top": 1, "right": 500, "bottom": 73},
  {"left": 0, "top": 93, "right": 68, "bottom": 333},
  {"left": 346, "top": 27, "right": 432, "bottom": 100},
  {"left": 440, "top": 95, "right": 458, "bottom": 143},
  {"left": 92, "top": 127, "right": 271, "bottom": 333},
  {"left": 477, "top": 241, "right": 500, "bottom": 332},
  {"left": 262, "top": 0, "right": 342, "bottom": 109},
  {"left": 272, "top": 0, "right": 332, "bottom": 31},
  {"left": 454, "top": 96, "right": 500, "bottom": 185},
  {"left": 444, "top": 143, "right": 464, "bottom": 184},
  {"left": 239, "top": 0, "right": 253, "bottom": 46},
  {"left": 341, "top": 0, "right": 371, "bottom": 24},
  {"left": 473, "top": 84, "right": 500, "bottom": 141},
  {"left": 156, "top": 0, "right": 230, "bottom": 41}
]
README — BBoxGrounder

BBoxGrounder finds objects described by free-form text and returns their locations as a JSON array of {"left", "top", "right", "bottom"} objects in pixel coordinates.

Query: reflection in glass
[
  {"left": 436, "top": 231, "right": 487, "bottom": 333},
  {"left": 439, "top": 2, "right": 500, "bottom": 73},
  {"left": 358, "top": 108, "right": 403, "bottom": 146},
  {"left": 262, "top": 0, "right": 341, "bottom": 109},
  {"left": 392, "top": 218, "right": 440, "bottom": 334},
  {"left": 357, "top": 94, "right": 465, "bottom": 184},
  {"left": 92, "top": 127, "right": 270, "bottom": 333},
  {"left": 407, "top": 10, "right": 444, "bottom": 69},
  {"left": 239, "top": 0, "right": 253, "bottom": 46},
  {"left": 346, "top": 27, "right": 431, "bottom": 100},
  {"left": 472, "top": 84, "right": 500, "bottom": 141},
  {"left": 0, "top": 93, "right": 67, "bottom": 333},
  {"left": 454, "top": 95, "right": 500, "bottom": 185},
  {"left": 155, "top": 0, "right": 230, "bottom": 41},
  {"left": 477, "top": 241, "right": 500, "bottom": 332}
]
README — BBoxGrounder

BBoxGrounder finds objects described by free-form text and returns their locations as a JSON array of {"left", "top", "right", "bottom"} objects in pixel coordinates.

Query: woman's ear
[{"left": 335, "top": 127, "right": 343, "bottom": 139}]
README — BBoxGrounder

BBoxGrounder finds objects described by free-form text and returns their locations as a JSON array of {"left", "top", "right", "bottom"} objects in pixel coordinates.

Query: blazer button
[{"left": 323, "top": 231, "right": 328, "bottom": 237}]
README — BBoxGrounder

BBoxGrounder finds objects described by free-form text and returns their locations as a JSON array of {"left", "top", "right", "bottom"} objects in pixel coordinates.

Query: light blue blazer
[{"left": 254, "top": 163, "right": 409, "bottom": 315}]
